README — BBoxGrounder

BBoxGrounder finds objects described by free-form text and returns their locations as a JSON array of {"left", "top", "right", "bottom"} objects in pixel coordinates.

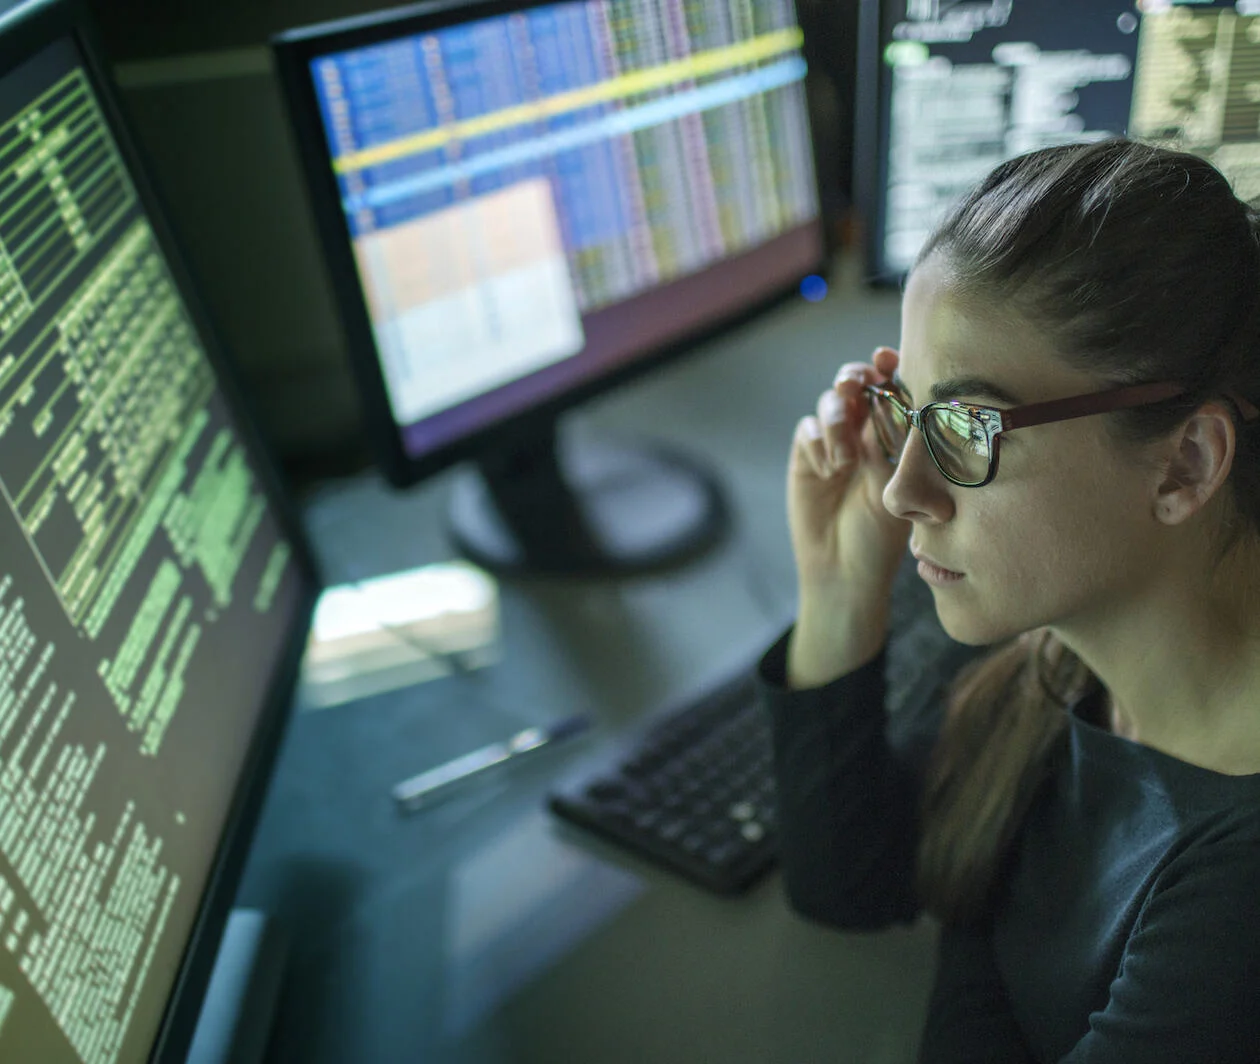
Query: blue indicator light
[{"left": 800, "top": 274, "right": 827, "bottom": 302}]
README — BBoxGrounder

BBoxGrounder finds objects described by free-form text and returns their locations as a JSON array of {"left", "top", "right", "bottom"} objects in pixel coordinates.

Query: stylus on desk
[{"left": 392, "top": 714, "right": 591, "bottom": 813}]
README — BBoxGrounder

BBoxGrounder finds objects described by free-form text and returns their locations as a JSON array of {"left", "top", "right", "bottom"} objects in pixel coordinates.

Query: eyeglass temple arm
[{"left": 999, "top": 382, "right": 1259, "bottom": 432}]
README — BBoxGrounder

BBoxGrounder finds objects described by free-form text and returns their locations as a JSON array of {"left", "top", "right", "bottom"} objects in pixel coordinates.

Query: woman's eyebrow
[{"left": 893, "top": 371, "right": 1023, "bottom": 406}]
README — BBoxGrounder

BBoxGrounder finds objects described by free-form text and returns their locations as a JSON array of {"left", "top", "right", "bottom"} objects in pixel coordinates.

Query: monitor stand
[{"left": 447, "top": 421, "right": 727, "bottom": 576}]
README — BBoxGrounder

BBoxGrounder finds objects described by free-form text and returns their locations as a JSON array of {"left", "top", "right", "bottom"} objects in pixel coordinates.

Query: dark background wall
[{"left": 84, "top": 0, "right": 860, "bottom": 482}]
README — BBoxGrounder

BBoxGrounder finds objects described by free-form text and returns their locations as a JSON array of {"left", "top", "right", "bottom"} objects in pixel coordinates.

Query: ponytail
[{"left": 916, "top": 630, "right": 1098, "bottom": 924}]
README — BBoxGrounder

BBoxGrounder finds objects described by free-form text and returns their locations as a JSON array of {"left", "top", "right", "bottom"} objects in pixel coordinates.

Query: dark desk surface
[{"left": 235, "top": 259, "right": 946, "bottom": 1064}]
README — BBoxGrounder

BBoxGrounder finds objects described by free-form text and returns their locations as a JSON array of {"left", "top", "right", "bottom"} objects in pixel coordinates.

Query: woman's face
[{"left": 883, "top": 254, "right": 1166, "bottom": 646}]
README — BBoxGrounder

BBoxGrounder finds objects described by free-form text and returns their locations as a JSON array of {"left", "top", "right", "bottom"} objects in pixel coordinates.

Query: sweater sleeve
[
  {"left": 1058, "top": 839, "right": 1260, "bottom": 1063},
  {"left": 758, "top": 625, "right": 924, "bottom": 930}
]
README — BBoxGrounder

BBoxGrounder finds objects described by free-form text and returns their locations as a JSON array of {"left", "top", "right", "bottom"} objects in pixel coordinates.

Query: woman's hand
[{"left": 785, "top": 346, "right": 912, "bottom": 684}]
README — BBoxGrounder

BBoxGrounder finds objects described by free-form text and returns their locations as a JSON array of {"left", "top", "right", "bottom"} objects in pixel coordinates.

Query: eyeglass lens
[{"left": 868, "top": 392, "right": 991, "bottom": 485}]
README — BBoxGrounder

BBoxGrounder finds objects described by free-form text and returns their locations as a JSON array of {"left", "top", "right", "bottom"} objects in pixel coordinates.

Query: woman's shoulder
[
  {"left": 1140, "top": 820, "right": 1260, "bottom": 942},
  {"left": 1176, "top": 804, "right": 1260, "bottom": 858},
  {"left": 1138, "top": 792, "right": 1260, "bottom": 906}
]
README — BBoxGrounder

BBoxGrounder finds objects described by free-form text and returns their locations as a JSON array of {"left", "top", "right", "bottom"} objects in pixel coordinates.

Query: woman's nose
[{"left": 882, "top": 430, "right": 956, "bottom": 523}]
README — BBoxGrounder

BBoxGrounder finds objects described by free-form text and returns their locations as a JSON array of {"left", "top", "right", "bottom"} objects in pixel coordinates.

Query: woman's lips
[
  {"left": 912, "top": 548, "right": 962, "bottom": 575},
  {"left": 912, "top": 549, "right": 964, "bottom": 584}
]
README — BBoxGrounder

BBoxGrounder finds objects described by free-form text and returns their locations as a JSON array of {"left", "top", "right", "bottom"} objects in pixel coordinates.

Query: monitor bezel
[
  {"left": 272, "top": 0, "right": 832, "bottom": 490},
  {"left": 852, "top": 0, "right": 900, "bottom": 287},
  {"left": 0, "top": 2, "right": 323, "bottom": 1061},
  {"left": 852, "top": 0, "right": 887, "bottom": 284}
]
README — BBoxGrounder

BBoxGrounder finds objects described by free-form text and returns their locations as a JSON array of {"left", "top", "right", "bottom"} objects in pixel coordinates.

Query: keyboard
[{"left": 547, "top": 665, "right": 776, "bottom": 895}]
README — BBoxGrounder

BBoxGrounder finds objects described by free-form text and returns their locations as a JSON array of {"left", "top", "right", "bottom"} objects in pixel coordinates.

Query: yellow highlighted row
[{"left": 331, "top": 26, "right": 804, "bottom": 175}]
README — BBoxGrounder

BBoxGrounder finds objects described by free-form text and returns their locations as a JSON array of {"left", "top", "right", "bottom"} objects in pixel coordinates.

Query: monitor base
[{"left": 448, "top": 427, "right": 727, "bottom": 576}]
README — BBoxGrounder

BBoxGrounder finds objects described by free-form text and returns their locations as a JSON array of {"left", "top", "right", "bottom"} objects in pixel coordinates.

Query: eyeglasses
[{"left": 863, "top": 379, "right": 1206, "bottom": 488}]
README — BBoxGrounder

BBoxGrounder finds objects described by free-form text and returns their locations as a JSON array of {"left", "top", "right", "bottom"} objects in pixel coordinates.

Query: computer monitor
[
  {"left": 0, "top": 1, "right": 321, "bottom": 1061},
  {"left": 856, "top": 0, "right": 1260, "bottom": 283},
  {"left": 272, "top": 0, "right": 828, "bottom": 575}
]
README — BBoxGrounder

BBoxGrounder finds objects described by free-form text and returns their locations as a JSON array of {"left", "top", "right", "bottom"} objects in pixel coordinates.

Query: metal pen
[{"left": 391, "top": 714, "right": 591, "bottom": 812}]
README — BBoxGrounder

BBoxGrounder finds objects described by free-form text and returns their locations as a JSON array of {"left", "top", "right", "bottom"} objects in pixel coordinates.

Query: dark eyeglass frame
[{"left": 861, "top": 379, "right": 1257, "bottom": 488}]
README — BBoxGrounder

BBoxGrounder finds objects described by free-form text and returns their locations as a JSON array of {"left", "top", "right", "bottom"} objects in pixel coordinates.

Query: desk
[{"left": 234, "top": 259, "right": 947, "bottom": 1064}]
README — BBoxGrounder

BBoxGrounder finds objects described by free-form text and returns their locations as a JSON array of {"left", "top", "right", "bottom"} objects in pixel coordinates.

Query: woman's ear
[{"left": 1153, "top": 402, "right": 1237, "bottom": 525}]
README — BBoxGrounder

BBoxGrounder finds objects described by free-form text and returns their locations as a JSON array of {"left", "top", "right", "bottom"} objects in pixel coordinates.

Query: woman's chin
[{"left": 934, "top": 599, "right": 1025, "bottom": 647}]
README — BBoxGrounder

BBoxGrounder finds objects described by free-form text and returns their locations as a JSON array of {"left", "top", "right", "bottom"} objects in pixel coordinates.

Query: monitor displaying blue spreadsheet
[{"left": 278, "top": 0, "right": 826, "bottom": 473}]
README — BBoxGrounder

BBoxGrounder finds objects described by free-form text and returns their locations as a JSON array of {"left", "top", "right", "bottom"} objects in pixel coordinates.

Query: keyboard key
[
  {"left": 633, "top": 809, "right": 662, "bottom": 832},
  {"left": 658, "top": 819, "right": 686, "bottom": 843},
  {"left": 682, "top": 833, "right": 708, "bottom": 856},
  {"left": 740, "top": 822, "right": 766, "bottom": 843},
  {"left": 706, "top": 841, "right": 743, "bottom": 868}
]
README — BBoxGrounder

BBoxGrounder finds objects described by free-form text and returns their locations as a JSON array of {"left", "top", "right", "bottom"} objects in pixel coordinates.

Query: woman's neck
[{"left": 1056, "top": 547, "right": 1260, "bottom": 775}]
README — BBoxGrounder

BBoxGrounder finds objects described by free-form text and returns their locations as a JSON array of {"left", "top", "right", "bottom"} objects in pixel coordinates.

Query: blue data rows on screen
[
  {"left": 337, "top": 58, "right": 806, "bottom": 216},
  {"left": 315, "top": 2, "right": 796, "bottom": 155},
  {"left": 308, "top": 1, "right": 818, "bottom": 312}
]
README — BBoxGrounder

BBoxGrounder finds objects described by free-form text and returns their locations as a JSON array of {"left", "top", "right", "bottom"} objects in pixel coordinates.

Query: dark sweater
[{"left": 759, "top": 627, "right": 1260, "bottom": 1063}]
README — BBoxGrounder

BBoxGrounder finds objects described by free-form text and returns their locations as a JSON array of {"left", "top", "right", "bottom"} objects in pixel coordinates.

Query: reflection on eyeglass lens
[{"left": 927, "top": 406, "right": 989, "bottom": 482}]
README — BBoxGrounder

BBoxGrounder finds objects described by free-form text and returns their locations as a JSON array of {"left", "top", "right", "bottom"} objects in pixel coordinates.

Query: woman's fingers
[
  {"left": 796, "top": 348, "right": 899, "bottom": 480},
  {"left": 816, "top": 387, "right": 852, "bottom": 471},
  {"left": 794, "top": 415, "right": 832, "bottom": 479},
  {"left": 832, "top": 349, "right": 900, "bottom": 398},
  {"left": 832, "top": 360, "right": 876, "bottom": 401},
  {"left": 872, "top": 346, "right": 899, "bottom": 379}
]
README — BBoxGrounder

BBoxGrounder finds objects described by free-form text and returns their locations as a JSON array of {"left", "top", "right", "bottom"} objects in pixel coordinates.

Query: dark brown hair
[{"left": 913, "top": 138, "right": 1260, "bottom": 924}]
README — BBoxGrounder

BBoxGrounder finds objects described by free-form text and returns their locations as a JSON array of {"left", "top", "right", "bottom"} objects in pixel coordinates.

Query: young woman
[{"left": 762, "top": 138, "right": 1260, "bottom": 1062}]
